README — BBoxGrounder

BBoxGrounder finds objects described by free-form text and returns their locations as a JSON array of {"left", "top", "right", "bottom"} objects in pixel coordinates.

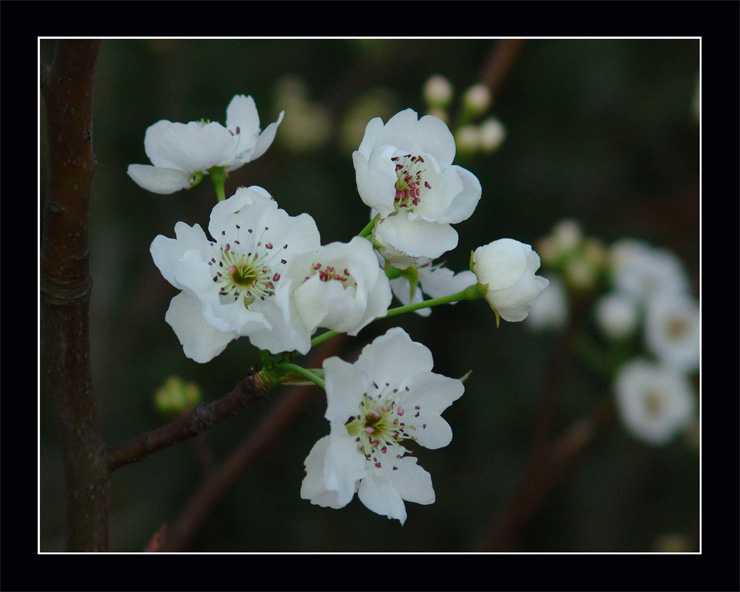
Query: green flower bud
[{"left": 154, "top": 375, "right": 202, "bottom": 417}]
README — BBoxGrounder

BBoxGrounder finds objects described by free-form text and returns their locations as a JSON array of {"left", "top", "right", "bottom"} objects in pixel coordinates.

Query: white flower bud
[
  {"left": 472, "top": 239, "right": 549, "bottom": 322},
  {"left": 423, "top": 74, "right": 454, "bottom": 107},
  {"left": 479, "top": 117, "right": 506, "bottom": 152},
  {"left": 462, "top": 83, "right": 491, "bottom": 115}
]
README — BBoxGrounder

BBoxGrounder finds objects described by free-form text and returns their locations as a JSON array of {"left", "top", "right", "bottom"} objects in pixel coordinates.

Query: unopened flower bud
[
  {"left": 479, "top": 117, "right": 506, "bottom": 152},
  {"left": 423, "top": 75, "right": 454, "bottom": 108},
  {"left": 155, "top": 376, "right": 202, "bottom": 417},
  {"left": 462, "top": 83, "right": 491, "bottom": 116}
]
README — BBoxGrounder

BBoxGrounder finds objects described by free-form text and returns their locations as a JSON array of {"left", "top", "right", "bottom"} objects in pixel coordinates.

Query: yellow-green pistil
[
  {"left": 210, "top": 242, "right": 280, "bottom": 307},
  {"left": 345, "top": 391, "right": 419, "bottom": 469}
]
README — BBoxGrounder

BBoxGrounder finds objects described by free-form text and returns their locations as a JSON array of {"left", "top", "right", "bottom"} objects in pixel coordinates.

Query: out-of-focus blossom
[
  {"left": 644, "top": 292, "right": 700, "bottom": 373},
  {"left": 614, "top": 359, "right": 695, "bottom": 445}
]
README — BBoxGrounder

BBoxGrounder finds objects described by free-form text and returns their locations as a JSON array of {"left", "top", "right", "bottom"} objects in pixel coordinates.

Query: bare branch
[{"left": 106, "top": 372, "right": 270, "bottom": 472}]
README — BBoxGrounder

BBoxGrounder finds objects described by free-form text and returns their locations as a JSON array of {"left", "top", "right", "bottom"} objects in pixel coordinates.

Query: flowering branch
[
  {"left": 41, "top": 40, "right": 107, "bottom": 552},
  {"left": 106, "top": 371, "right": 271, "bottom": 471}
]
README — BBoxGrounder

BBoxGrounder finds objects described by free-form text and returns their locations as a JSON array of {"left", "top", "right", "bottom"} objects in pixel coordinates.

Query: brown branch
[
  {"left": 478, "top": 39, "right": 526, "bottom": 97},
  {"left": 106, "top": 371, "right": 271, "bottom": 471},
  {"left": 41, "top": 40, "right": 107, "bottom": 552},
  {"left": 159, "top": 337, "right": 345, "bottom": 552}
]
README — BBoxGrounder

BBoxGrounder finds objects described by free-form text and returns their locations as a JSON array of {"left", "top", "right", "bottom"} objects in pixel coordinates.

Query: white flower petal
[
  {"left": 357, "top": 468, "right": 408, "bottom": 524},
  {"left": 401, "top": 372, "right": 465, "bottom": 417},
  {"left": 375, "top": 214, "right": 459, "bottom": 268},
  {"left": 352, "top": 148, "right": 397, "bottom": 217},
  {"left": 248, "top": 111, "right": 285, "bottom": 162},
  {"left": 225, "top": 94, "right": 261, "bottom": 139},
  {"left": 325, "top": 428, "right": 368, "bottom": 507},
  {"left": 150, "top": 222, "right": 209, "bottom": 288},
  {"left": 432, "top": 165, "right": 483, "bottom": 224},
  {"left": 300, "top": 436, "right": 347, "bottom": 509},
  {"left": 165, "top": 292, "right": 237, "bottom": 363},
  {"left": 148, "top": 121, "right": 237, "bottom": 173},
  {"left": 207, "top": 185, "right": 277, "bottom": 242},
  {"left": 127, "top": 164, "right": 193, "bottom": 194},
  {"left": 419, "top": 266, "right": 477, "bottom": 299},
  {"left": 323, "top": 357, "right": 368, "bottom": 424},
  {"left": 387, "top": 456, "right": 435, "bottom": 506},
  {"left": 356, "top": 327, "right": 434, "bottom": 386}
]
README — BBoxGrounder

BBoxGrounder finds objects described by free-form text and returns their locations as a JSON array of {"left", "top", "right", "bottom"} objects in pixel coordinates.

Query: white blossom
[
  {"left": 128, "top": 95, "right": 284, "bottom": 194},
  {"left": 301, "top": 327, "right": 464, "bottom": 524},
  {"left": 610, "top": 239, "right": 689, "bottom": 302},
  {"left": 472, "top": 239, "right": 549, "bottom": 322},
  {"left": 644, "top": 292, "right": 700, "bottom": 373},
  {"left": 150, "top": 186, "right": 320, "bottom": 361},
  {"left": 594, "top": 291, "right": 640, "bottom": 340},
  {"left": 614, "top": 359, "right": 695, "bottom": 445},
  {"left": 353, "top": 109, "right": 481, "bottom": 268},
  {"left": 274, "top": 237, "right": 392, "bottom": 352}
]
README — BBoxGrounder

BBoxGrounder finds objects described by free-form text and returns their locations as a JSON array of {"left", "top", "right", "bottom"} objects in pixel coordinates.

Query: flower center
[
  {"left": 303, "top": 262, "right": 356, "bottom": 289},
  {"left": 345, "top": 390, "right": 417, "bottom": 468},
  {"left": 643, "top": 389, "right": 663, "bottom": 419},
  {"left": 666, "top": 316, "right": 689, "bottom": 340},
  {"left": 392, "top": 154, "right": 431, "bottom": 211},
  {"left": 209, "top": 233, "right": 286, "bottom": 307}
]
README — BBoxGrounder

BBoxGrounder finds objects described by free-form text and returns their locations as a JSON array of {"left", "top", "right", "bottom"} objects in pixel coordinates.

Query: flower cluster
[
  {"left": 529, "top": 220, "right": 698, "bottom": 446},
  {"left": 133, "top": 94, "right": 550, "bottom": 523}
]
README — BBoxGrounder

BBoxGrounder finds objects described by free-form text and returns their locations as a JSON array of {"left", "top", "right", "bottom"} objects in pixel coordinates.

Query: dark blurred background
[{"left": 40, "top": 38, "right": 699, "bottom": 552}]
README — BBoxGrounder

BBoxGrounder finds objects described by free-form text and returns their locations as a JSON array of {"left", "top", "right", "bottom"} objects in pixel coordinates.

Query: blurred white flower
[
  {"left": 527, "top": 275, "right": 568, "bottom": 331},
  {"left": 388, "top": 260, "right": 477, "bottom": 317},
  {"left": 454, "top": 125, "right": 481, "bottom": 154},
  {"left": 594, "top": 291, "right": 640, "bottom": 340},
  {"left": 610, "top": 239, "right": 689, "bottom": 302},
  {"left": 472, "top": 239, "right": 550, "bottom": 322},
  {"left": 150, "top": 187, "right": 320, "bottom": 361},
  {"left": 353, "top": 108, "right": 482, "bottom": 268},
  {"left": 274, "top": 237, "right": 392, "bottom": 352},
  {"left": 301, "top": 327, "right": 464, "bottom": 524},
  {"left": 128, "top": 95, "right": 283, "bottom": 194},
  {"left": 614, "top": 359, "right": 695, "bottom": 445},
  {"left": 644, "top": 292, "right": 700, "bottom": 373},
  {"left": 461, "top": 83, "right": 491, "bottom": 115},
  {"left": 479, "top": 117, "right": 506, "bottom": 152},
  {"left": 423, "top": 74, "right": 454, "bottom": 108}
]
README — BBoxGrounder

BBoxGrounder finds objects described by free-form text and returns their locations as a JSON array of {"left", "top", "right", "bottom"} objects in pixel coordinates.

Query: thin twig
[
  {"left": 159, "top": 338, "right": 345, "bottom": 552},
  {"left": 41, "top": 39, "right": 107, "bottom": 552},
  {"left": 106, "top": 372, "right": 270, "bottom": 472}
]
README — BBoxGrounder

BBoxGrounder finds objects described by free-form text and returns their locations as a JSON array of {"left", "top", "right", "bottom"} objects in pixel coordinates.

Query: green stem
[
  {"left": 383, "top": 282, "right": 488, "bottom": 319},
  {"left": 309, "top": 282, "right": 487, "bottom": 349},
  {"left": 358, "top": 214, "right": 380, "bottom": 238},
  {"left": 277, "top": 362, "right": 326, "bottom": 390},
  {"left": 208, "top": 166, "right": 228, "bottom": 202},
  {"left": 311, "top": 330, "right": 340, "bottom": 349}
]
